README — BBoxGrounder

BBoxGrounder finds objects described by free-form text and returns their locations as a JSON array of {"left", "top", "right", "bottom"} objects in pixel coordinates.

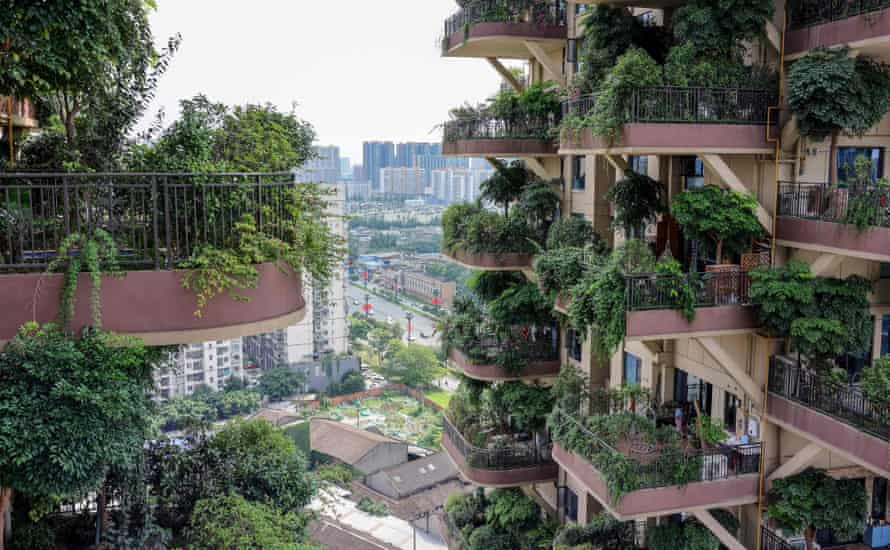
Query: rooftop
[{"left": 310, "top": 418, "right": 406, "bottom": 465}]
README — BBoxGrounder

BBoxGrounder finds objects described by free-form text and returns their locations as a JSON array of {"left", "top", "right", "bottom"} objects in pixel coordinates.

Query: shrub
[
  {"left": 315, "top": 464, "right": 357, "bottom": 488},
  {"left": 670, "top": 186, "right": 763, "bottom": 262},
  {"left": 606, "top": 170, "right": 665, "bottom": 236},
  {"left": 186, "top": 494, "right": 308, "bottom": 549},
  {"left": 546, "top": 216, "right": 606, "bottom": 250},
  {"left": 8, "top": 522, "right": 55, "bottom": 550},
  {"left": 446, "top": 492, "right": 485, "bottom": 530},
  {"left": 356, "top": 496, "right": 389, "bottom": 517},
  {"left": 590, "top": 48, "right": 664, "bottom": 141}
]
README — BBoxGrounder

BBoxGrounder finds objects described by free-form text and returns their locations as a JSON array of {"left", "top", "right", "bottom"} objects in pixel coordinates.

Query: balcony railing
[
  {"left": 761, "top": 526, "right": 796, "bottom": 550},
  {"left": 442, "top": 0, "right": 567, "bottom": 47},
  {"left": 456, "top": 326, "right": 560, "bottom": 363},
  {"left": 443, "top": 415, "right": 553, "bottom": 470},
  {"left": 777, "top": 181, "right": 890, "bottom": 228},
  {"left": 0, "top": 96, "right": 36, "bottom": 122},
  {"left": 443, "top": 113, "right": 558, "bottom": 142},
  {"left": 560, "top": 87, "right": 776, "bottom": 125},
  {"left": 0, "top": 172, "right": 298, "bottom": 272},
  {"left": 550, "top": 409, "right": 762, "bottom": 490},
  {"left": 769, "top": 355, "right": 890, "bottom": 441},
  {"left": 788, "top": 0, "right": 890, "bottom": 29},
  {"left": 626, "top": 270, "right": 753, "bottom": 311}
]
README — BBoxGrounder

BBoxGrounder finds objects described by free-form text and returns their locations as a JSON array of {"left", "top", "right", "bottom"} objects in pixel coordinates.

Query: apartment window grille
[{"left": 572, "top": 156, "right": 586, "bottom": 190}]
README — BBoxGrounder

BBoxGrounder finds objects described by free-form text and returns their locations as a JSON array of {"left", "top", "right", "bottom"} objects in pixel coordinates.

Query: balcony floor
[
  {"left": 560, "top": 124, "right": 774, "bottom": 155},
  {"left": 626, "top": 305, "right": 760, "bottom": 341},
  {"left": 786, "top": 7, "right": 890, "bottom": 59},
  {"left": 775, "top": 216, "right": 890, "bottom": 263},
  {"left": 448, "top": 347, "right": 560, "bottom": 381},
  {"left": 443, "top": 23, "right": 566, "bottom": 59},
  {"left": 442, "top": 428, "right": 558, "bottom": 487}
]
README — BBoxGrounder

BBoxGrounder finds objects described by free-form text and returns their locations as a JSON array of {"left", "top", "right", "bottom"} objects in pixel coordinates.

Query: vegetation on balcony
[
  {"left": 788, "top": 48, "right": 890, "bottom": 183},
  {"left": 445, "top": 82, "right": 562, "bottom": 142},
  {"left": 444, "top": 488, "right": 557, "bottom": 550},
  {"left": 607, "top": 170, "right": 666, "bottom": 238},
  {"left": 788, "top": 0, "right": 890, "bottom": 29},
  {"left": 442, "top": 0, "right": 566, "bottom": 51},
  {"left": 670, "top": 186, "right": 764, "bottom": 263},
  {"left": 749, "top": 260, "right": 872, "bottom": 371},
  {"left": 553, "top": 513, "right": 635, "bottom": 550},
  {"left": 535, "top": 217, "right": 608, "bottom": 301},
  {"left": 649, "top": 513, "right": 739, "bottom": 550},
  {"left": 562, "top": 3, "right": 777, "bottom": 140},
  {"left": 442, "top": 162, "right": 559, "bottom": 255},
  {"left": 766, "top": 468, "right": 867, "bottom": 550}
]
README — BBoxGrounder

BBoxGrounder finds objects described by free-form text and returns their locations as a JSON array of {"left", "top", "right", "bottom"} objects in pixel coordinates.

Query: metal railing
[
  {"left": 626, "top": 270, "right": 753, "bottom": 311},
  {"left": 777, "top": 180, "right": 890, "bottom": 227},
  {"left": 761, "top": 526, "right": 796, "bottom": 550},
  {"left": 457, "top": 325, "right": 561, "bottom": 363},
  {"left": 550, "top": 408, "right": 762, "bottom": 490},
  {"left": 559, "top": 87, "right": 776, "bottom": 127},
  {"left": 0, "top": 172, "right": 298, "bottom": 272},
  {"left": 561, "top": 93, "right": 597, "bottom": 117},
  {"left": 443, "top": 113, "right": 558, "bottom": 142},
  {"left": 788, "top": 0, "right": 890, "bottom": 29},
  {"left": 442, "top": 0, "right": 566, "bottom": 48},
  {"left": 443, "top": 415, "right": 554, "bottom": 470},
  {"left": 769, "top": 355, "right": 890, "bottom": 441},
  {"left": 0, "top": 96, "right": 36, "bottom": 121}
]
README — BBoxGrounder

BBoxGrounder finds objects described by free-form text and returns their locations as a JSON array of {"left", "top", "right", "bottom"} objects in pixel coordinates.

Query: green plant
[
  {"left": 546, "top": 216, "right": 606, "bottom": 251},
  {"left": 47, "top": 228, "right": 121, "bottom": 327},
  {"left": 748, "top": 260, "right": 815, "bottom": 337},
  {"left": 693, "top": 415, "right": 729, "bottom": 447},
  {"left": 357, "top": 496, "right": 390, "bottom": 517},
  {"left": 767, "top": 468, "right": 867, "bottom": 549},
  {"left": 861, "top": 356, "right": 890, "bottom": 409},
  {"left": 8, "top": 522, "right": 55, "bottom": 550},
  {"left": 670, "top": 186, "right": 764, "bottom": 262},
  {"left": 442, "top": 202, "right": 538, "bottom": 255},
  {"left": 186, "top": 494, "right": 313, "bottom": 549},
  {"left": 535, "top": 246, "right": 592, "bottom": 299},
  {"left": 480, "top": 161, "right": 529, "bottom": 216},
  {"left": 553, "top": 513, "right": 635, "bottom": 550},
  {"left": 606, "top": 170, "right": 666, "bottom": 236},
  {"left": 590, "top": 48, "right": 664, "bottom": 141},
  {"left": 486, "top": 489, "right": 539, "bottom": 535},
  {"left": 446, "top": 491, "right": 485, "bottom": 530},
  {"left": 654, "top": 252, "right": 697, "bottom": 322}
]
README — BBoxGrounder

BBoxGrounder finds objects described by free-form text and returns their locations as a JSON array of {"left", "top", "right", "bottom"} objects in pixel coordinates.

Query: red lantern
[
  {"left": 361, "top": 271, "right": 369, "bottom": 280},
  {"left": 361, "top": 303, "right": 372, "bottom": 313},
  {"left": 431, "top": 297, "right": 441, "bottom": 306}
]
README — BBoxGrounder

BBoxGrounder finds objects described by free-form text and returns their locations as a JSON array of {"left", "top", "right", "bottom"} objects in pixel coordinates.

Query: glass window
[
  {"left": 623, "top": 352, "right": 642, "bottom": 385},
  {"left": 567, "top": 329, "right": 582, "bottom": 362},
  {"left": 565, "top": 488, "right": 579, "bottom": 522},
  {"left": 724, "top": 392, "right": 741, "bottom": 431},
  {"left": 837, "top": 147, "right": 883, "bottom": 184},
  {"left": 572, "top": 156, "right": 586, "bottom": 190},
  {"left": 881, "top": 315, "right": 890, "bottom": 357},
  {"left": 679, "top": 156, "right": 704, "bottom": 189},
  {"left": 630, "top": 155, "right": 648, "bottom": 176}
]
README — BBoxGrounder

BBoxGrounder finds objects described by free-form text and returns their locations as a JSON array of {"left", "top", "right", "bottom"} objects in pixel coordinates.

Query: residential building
[
  {"left": 379, "top": 167, "right": 425, "bottom": 197},
  {"left": 310, "top": 418, "right": 409, "bottom": 475},
  {"left": 345, "top": 181, "right": 372, "bottom": 201},
  {"left": 340, "top": 156, "right": 351, "bottom": 179},
  {"left": 362, "top": 141, "right": 395, "bottom": 188},
  {"left": 434, "top": 1, "right": 890, "bottom": 548},
  {"left": 0, "top": 96, "right": 39, "bottom": 149},
  {"left": 430, "top": 167, "right": 493, "bottom": 204},
  {"left": 295, "top": 145, "right": 342, "bottom": 184},
  {"left": 155, "top": 339, "right": 244, "bottom": 399},
  {"left": 243, "top": 183, "right": 348, "bottom": 367},
  {"left": 402, "top": 271, "right": 455, "bottom": 309},
  {"left": 353, "top": 164, "right": 366, "bottom": 182},
  {"left": 364, "top": 451, "right": 459, "bottom": 500}
]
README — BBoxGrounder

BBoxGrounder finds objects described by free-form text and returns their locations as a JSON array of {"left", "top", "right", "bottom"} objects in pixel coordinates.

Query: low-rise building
[
  {"left": 310, "top": 418, "right": 409, "bottom": 475},
  {"left": 402, "top": 271, "right": 455, "bottom": 309}
]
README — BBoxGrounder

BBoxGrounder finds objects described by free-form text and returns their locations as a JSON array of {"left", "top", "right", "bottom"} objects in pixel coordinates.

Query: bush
[
  {"left": 446, "top": 492, "right": 485, "bottom": 530},
  {"left": 590, "top": 48, "right": 664, "bottom": 141},
  {"left": 356, "top": 496, "right": 389, "bottom": 517},
  {"left": 606, "top": 170, "right": 666, "bottom": 236},
  {"left": 315, "top": 463, "right": 357, "bottom": 488},
  {"left": 553, "top": 513, "right": 635, "bottom": 550},
  {"left": 546, "top": 216, "right": 605, "bottom": 250},
  {"left": 186, "top": 494, "right": 308, "bottom": 549},
  {"left": 9, "top": 522, "right": 55, "bottom": 550}
]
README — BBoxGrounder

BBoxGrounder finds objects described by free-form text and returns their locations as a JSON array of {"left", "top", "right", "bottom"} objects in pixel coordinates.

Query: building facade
[
  {"left": 155, "top": 339, "right": 244, "bottom": 399},
  {"left": 362, "top": 141, "right": 395, "bottom": 188},
  {"left": 295, "top": 145, "right": 342, "bottom": 184},
  {"left": 379, "top": 167, "right": 425, "bottom": 196},
  {"left": 434, "top": 1, "right": 890, "bottom": 548}
]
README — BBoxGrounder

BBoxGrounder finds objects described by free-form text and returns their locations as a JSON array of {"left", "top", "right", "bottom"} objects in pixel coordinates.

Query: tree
[
  {"left": 186, "top": 494, "right": 316, "bottom": 550},
  {"left": 480, "top": 161, "right": 529, "bottom": 216},
  {"left": 485, "top": 489, "right": 539, "bottom": 536},
  {"left": 326, "top": 371, "right": 365, "bottom": 397},
  {"left": 368, "top": 327, "right": 396, "bottom": 366},
  {"left": 861, "top": 356, "right": 890, "bottom": 409},
  {"left": 749, "top": 260, "right": 814, "bottom": 338},
  {"left": 0, "top": 324, "right": 158, "bottom": 546},
  {"left": 545, "top": 216, "right": 606, "bottom": 251},
  {"left": 767, "top": 468, "right": 867, "bottom": 550},
  {"left": 670, "top": 186, "right": 764, "bottom": 262},
  {"left": 606, "top": 171, "right": 666, "bottom": 237},
  {"left": 788, "top": 48, "right": 890, "bottom": 184},
  {"left": 258, "top": 367, "right": 305, "bottom": 401},
  {"left": 380, "top": 344, "right": 440, "bottom": 388},
  {"left": 223, "top": 376, "right": 247, "bottom": 392}
]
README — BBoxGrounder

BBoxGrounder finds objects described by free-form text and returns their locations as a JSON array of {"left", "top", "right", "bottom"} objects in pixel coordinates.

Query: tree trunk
[
  {"left": 95, "top": 485, "right": 107, "bottom": 548},
  {"left": 715, "top": 239, "right": 724, "bottom": 266},
  {"left": 0, "top": 488, "right": 13, "bottom": 550},
  {"left": 804, "top": 525, "right": 816, "bottom": 550},
  {"left": 829, "top": 130, "right": 839, "bottom": 186}
]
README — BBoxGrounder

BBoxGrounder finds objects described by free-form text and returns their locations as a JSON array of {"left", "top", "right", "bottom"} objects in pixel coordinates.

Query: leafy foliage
[
  {"left": 486, "top": 489, "right": 540, "bottom": 535},
  {"left": 258, "top": 367, "right": 306, "bottom": 401},
  {"left": 0, "top": 324, "right": 157, "bottom": 500},
  {"left": 788, "top": 48, "right": 890, "bottom": 140},
  {"left": 748, "top": 260, "right": 814, "bottom": 337},
  {"left": 357, "top": 496, "right": 390, "bottom": 517},
  {"left": 157, "top": 387, "right": 260, "bottom": 432},
  {"left": 442, "top": 202, "right": 538, "bottom": 255},
  {"left": 552, "top": 363, "right": 590, "bottom": 415},
  {"left": 767, "top": 468, "right": 867, "bottom": 545},
  {"left": 380, "top": 343, "right": 441, "bottom": 388},
  {"left": 590, "top": 48, "right": 664, "bottom": 140},
  {"left": 553, "top": 513, "right": 635, "bottom": 550},
  {"left": 480, "top": 161, "right": 532, "bottom": 215},
  {"left": 186, "top": 494, "right": 316, "bottom": 550},
  {"left": 607, "top": 170, "right": 666, "bottom": 236},
  {"left": 326, "top": 370, "right": 366, "bottom": 397},
  {"left": 673, "top": 0, "right": 774, "bottom": 58},
  {"left": 670, "top": 186, "right": 763, "bottom": 261},
  {"left": 535, "top": 246, "right": 594, "bottom": 299},
  {"left": 546, "top": 216, "right": 607, "bottom": 251},
  {"left": 8, "top": 522, "right": 56, "bottom": 550},
  {"left": 861, "top": 356, "right": 890, "bottom": 409}
]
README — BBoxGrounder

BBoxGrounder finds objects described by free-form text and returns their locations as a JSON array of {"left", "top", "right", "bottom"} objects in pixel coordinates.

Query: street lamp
[
  {"left": 405, "top": 312, "right": 414, "bottom": 341},
  {"left": 363, "top": 293, "right": 371, "bottom": 318}
]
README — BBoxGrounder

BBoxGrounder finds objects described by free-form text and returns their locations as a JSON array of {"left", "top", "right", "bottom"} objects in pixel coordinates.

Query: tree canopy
[
  {"left": 670, "top": 186, "right": 763, "bottom": 262},
  {"left": 380, "top": 343, "right": 440, "bottom": 388},
  {"left": 258, "top": 367, "right": 306, "bottom": 402}
]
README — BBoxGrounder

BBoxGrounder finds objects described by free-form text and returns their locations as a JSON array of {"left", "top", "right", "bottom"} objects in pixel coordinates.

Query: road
[{"left": 346, "top": 283, "right": 439, "bottom": 345}]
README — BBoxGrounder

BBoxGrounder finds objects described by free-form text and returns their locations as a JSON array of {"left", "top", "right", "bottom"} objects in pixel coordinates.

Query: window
[
  {"left": 724, "top": 392, "right": 741, "bottom": 431},
  {"left": 679, "top": 157, "right": 705, "bottom": 189},
  {"left": 623, "top": 352, "right": 642, "bottom": 385},
  {"left": 564, "top": 488, "right": 579, "bottom": 522},
  {"left": 630, "top": 155, "right": 648, "bottom": 176},
  {"left": 837, "top": 147, "right": 883, "bottom": 184},
  {"left": 882, "top": 315, "right": 890, "bottom": 357},
  {"left": 567, "top": 329, "right": 582, "bottom": 362},
  {"left": 572, "top": 156, "right": 586, "bottom": 190}
]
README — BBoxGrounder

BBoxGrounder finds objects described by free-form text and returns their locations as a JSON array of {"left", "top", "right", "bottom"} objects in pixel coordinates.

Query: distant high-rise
[
  {"left": 362, "top": 141, "right": 395, "bottom": 189},
  {"left": 295, "top": 145, "right": 341, "bottom": 184},
  {"left": 380, "top": 167, "right": 425, "bottom": 197},
  {"left": 340, "top": 157, "right": 351, "bottom": 179},
  {"left": 396, "top": 142, "right": 440, "bottom": 168},
  {"left": 352, "top": 164, "right": 366, "bottom": 183}
]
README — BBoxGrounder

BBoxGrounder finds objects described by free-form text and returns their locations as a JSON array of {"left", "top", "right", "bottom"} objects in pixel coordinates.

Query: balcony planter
[{"left": 444, "top": 248, "right": 534, "bottom": 271}]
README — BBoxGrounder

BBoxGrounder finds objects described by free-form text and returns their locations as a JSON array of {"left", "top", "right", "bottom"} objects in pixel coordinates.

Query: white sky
[{"left": 144, "top": 0, "right": 512, "bottom": 163}]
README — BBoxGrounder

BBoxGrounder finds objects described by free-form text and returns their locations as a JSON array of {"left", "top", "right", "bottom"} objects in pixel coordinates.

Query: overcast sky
[{"left": 144, "top": 0, "right": 512, "bottom": 164}]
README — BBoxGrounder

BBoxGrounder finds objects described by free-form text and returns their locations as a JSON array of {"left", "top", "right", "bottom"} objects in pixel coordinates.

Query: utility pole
[
  {"left": 364, "top": 293, "right": 371, "bottom": 319},
  {"left": 406, "top": 312, "right": 414, "bottom": 341}
]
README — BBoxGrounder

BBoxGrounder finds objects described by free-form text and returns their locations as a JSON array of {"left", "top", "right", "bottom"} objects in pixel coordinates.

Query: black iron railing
[
  {"left": 769, "top": 355, "right": 890, "bottom": 441},
  {"left": 777, "top": 181, "right": 890, "bottom": 228},
  {"left": 788, "top": 0, "right": 890, "bottom": 29},
  {"left": 457, "top": 325, "right": 560, "bottom": 363},
  {"left": 443, "top": 113, "right": 559, "bottom": 142},
  {"left": 0, "top": 172, "right": 299, "bottom": 272},
  {"left": 626, "top": 270, "right": 753, "bottom": 311},
  {"left": 443, "top": 415, "right": 553, "bottom": 471},
  {"left": 0, "top": 96, "right": 36, "bottom": 121},
  {"left": 625, "top": 87, "right": 776, "bottom": 125},
  {"left": 550, "top": 408, "right": 762, "bottom": 490},
  {"left": 761, "top": 526, "right": 796, "bottom": 550},
  {"left": 442, "top": 0, "right": 566, "bottom": 49},
  {"left": 561, "top": 93, "right": 597, "bottom": 117}
]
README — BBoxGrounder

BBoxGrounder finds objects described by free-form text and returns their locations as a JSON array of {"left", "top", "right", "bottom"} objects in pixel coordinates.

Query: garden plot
[{"left": 328, "top": 392, "right": 443, "bottom": 449}]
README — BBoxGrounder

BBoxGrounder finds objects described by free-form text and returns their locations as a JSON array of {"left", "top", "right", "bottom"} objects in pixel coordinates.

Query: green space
[
  {"left": 322, "top": 391, "right": 444, "bottom": 450},
  {"left": 424, "top": 390, "right": 452, "bottom": 409}
]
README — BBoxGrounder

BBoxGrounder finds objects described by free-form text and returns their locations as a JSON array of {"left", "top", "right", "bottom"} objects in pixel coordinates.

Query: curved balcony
[
  {"left": 0, "top": 96, "right": 39, "bottom": 129},
  {"left": 625, "top": 269, "right": 760, "bottom": 340},
  {"left": 440, "top": 0, "right": 567, "bottom": 59},
  {"left": 560, "top": 87, "right": 776, "bottom": 155},
  {"left": 444, "top": 247, "right": 535, "bottom": 270},
  {"left": 550, "top": 409, "right": 762, "bottom": 520},
  {"left": 786, "top": 0, "right": 890, "bottom": 57},
  {"left": 768, "top": 356, "right": 890, "bottom": 476},
  {"left": 0, "top": 173, "right": 308, "bottom": 347},
  {"left": 776, "top": 181, "right": 890, "bottom": 262},
  {"left": 442, "top": 416, "right": 558, "bottom": 487},
  {"left": 442, "top": 114, "right": 559, "bottom": 157},
  {"left": 448, "top": 329, "right": 560, "bottom": 381}
]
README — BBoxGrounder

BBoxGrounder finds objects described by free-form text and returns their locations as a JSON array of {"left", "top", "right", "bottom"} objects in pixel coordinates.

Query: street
[{"left": 346, "top": 283, "right": 439, "bottom": 346}]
